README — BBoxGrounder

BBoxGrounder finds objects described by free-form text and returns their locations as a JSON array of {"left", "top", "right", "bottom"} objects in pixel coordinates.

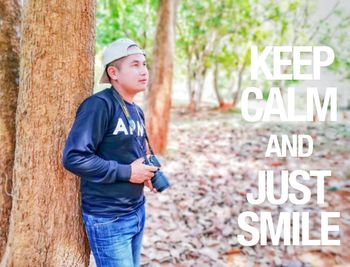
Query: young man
[{"left": 62, "top": 38, "right": 157, "bottom": 267}]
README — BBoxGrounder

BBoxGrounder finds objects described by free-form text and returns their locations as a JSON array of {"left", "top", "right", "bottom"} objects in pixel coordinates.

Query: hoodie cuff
[{"left": 116, "top": 163, "right": 132, "bottom": 182}]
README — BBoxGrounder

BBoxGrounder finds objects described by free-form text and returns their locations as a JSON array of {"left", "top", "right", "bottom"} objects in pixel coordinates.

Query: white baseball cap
[{"left": 99, "top": 38, "right": 145, "bottom": 84}]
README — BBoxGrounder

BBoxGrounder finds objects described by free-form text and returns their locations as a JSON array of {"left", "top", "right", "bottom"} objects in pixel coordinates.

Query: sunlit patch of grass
[{"left": 225, "top": 107, "right": 241, "bottom": 114}]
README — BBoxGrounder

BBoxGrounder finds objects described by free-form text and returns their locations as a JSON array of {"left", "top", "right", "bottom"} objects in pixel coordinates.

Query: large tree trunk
[
  {"left": 0, "top": 0, "right": 20, "bottom": 259},
  {"left": 0, "top": 0, "right": 96, "bottom": 266},
  {"left": 147, "top": 0, "right": 176, "bottom": 154}
]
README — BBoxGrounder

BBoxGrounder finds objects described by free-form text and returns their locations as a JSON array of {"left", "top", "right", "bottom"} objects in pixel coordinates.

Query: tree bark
[
  {"left": 187, "top": 58, "right": 196, "bottom": 112},
  {"left": 188, "top": 66, "right": 206, "bottom": 113},
  {"left": 232, "top": 62, "right": 247, "bottom": 108},
  {"left": 213, "top": 63, "right": 232, "bottom": 110},
  {"left": 187, "top": 34, "right": 215, "bottom": 113},
  {"left": 1, "top": 0, "right": 96, "bottom": 266},
  {"left": 146, "top": 0, "right": 176, "bottom": 154},
  {"left": 0, "top": 0, "right": 20, "bottom": 259},
  {"left": 196, "top": 67, "right": 207, "bottom": 108}
]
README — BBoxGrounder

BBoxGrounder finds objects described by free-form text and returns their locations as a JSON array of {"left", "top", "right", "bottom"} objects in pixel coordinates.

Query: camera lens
[{"left": 151, "top": 171, "right": 170, "bottom": 192}]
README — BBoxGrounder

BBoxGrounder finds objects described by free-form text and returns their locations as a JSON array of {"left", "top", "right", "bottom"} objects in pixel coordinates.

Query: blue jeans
[{"left": 82, "top": 204, "right": 146, "bottom": 267}]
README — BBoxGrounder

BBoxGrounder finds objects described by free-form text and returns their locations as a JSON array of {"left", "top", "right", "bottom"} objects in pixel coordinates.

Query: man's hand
[
  {"left": 145, "top": 179, "right": 157, "bottom": 193},
  {"left": 130, "top": 157, "right": 157, "bottom": 184}
]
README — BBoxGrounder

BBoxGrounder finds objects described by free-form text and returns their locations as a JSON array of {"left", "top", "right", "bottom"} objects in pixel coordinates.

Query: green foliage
[{"left": 96, "top": 0, "right": 158, "bottom": 54}]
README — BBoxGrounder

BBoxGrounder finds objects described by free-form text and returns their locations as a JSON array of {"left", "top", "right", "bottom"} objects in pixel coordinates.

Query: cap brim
[{"left": 99, "top": 70, "right": 110, "bottom": 84}]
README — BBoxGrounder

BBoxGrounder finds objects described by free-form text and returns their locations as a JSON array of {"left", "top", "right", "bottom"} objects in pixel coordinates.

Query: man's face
[{"left": 113, "top": 53, "right": 149, "bottom": 94}]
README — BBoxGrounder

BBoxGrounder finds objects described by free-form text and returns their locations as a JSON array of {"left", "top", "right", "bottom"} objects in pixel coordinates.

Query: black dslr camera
[{"left": 143, "top": 155, "right": 170, "bottom": 192}]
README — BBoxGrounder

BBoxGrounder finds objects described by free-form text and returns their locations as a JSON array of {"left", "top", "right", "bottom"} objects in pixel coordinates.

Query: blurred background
[
  {"left": 91, "top": 0, "right": 350, "bottom": 266},
  {"left": 95, "top": 0, "right": 350, "bottom": 112}
]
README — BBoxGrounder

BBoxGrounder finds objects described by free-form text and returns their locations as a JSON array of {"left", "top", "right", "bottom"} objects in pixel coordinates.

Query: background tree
[
  {"left": 0, "top": 0, "right": 96, "bottom": 265},
  {"left": 0, "top": 0, "right": 20, "bottom": 259},
  {"left": 176, "top": 0, "right": 275, "bottom": 111},
  {"left": 176, "top": 0, "right": 225, "bottom": 112},
  {"left": 146, "top": 0, "right": 177, "bottom": 154}
]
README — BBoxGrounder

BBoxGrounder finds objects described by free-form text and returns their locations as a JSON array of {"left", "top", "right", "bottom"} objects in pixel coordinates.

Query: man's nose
[{"left": 140, "top": 67, "right": 148, "bottom": 76}]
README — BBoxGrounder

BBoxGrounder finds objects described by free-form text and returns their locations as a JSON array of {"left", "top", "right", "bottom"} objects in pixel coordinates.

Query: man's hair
[
  {"left": 107, "top": 57, "right": 125, "bottom": 70},
  {"left": 105, "top": 57, "right": 125, "bottom": 82}
]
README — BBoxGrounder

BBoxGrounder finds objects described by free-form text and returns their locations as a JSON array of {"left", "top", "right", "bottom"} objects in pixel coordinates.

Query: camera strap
[{"left": 112, "top": 87, "right": 155, "bottom": 161}]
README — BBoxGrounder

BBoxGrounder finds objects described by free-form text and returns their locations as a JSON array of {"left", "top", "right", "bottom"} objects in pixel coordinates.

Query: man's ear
[{"left": 107, "top": 66, "right": 119, "bottom": 81}]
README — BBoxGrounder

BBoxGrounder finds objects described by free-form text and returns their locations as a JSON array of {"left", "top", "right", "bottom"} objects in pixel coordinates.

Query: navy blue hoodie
[{"left": 62, "top": 87, "right": 147, "bottom": 218}]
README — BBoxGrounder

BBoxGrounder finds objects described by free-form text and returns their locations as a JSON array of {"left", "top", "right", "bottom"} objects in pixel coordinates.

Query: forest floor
[{"left": 90, "top": 108, "right": 350, "bottom": 267}]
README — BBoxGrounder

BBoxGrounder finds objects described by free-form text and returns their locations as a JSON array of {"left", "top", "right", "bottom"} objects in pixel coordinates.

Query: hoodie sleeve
[{"left": 62, "top": 96, "right": 131, "bottom": 183}]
